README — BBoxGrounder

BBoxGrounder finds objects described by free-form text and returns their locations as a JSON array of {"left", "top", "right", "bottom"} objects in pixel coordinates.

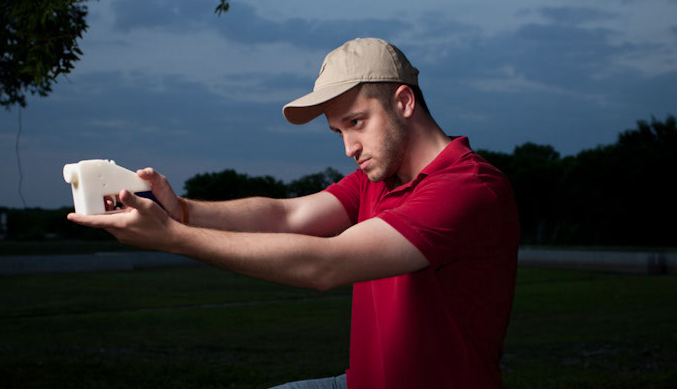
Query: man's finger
[
  {"left": 67, "top": 212, "right": 124, "bottom": 229},
  {"left": 137, "top": 167, "right": 162, "bottom": 184},
  {"left": 119, "top": 189, "right": 151, "bottom": 211},
  {"left": 135, "top": 167, "right": 182, "bottom": 220}
]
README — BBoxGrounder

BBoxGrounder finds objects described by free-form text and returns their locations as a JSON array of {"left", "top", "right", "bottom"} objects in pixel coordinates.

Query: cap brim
[{"left": 283, "top": 82, "right": 360, "bottom": 125}]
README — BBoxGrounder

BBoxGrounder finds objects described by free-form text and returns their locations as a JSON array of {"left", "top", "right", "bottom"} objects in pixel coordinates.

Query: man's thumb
[{"left": 119, "top": 190, "right": 145, "bottom": 210}]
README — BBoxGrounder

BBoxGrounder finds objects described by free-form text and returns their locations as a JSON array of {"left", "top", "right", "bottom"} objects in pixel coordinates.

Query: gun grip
[{"left": 135, "top": 191, "right": 164, "bottom": 209}]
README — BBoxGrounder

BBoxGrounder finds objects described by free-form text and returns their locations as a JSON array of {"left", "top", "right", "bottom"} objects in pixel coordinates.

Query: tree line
[
  {"left": 1, "top": 115, "right": 675, "bottom": 247},
  {"left": 183, "top": 167, "right": 344, "bottom": 201},
  {"left": 478, "top": 115, "right": 676, "bottom": 247}
]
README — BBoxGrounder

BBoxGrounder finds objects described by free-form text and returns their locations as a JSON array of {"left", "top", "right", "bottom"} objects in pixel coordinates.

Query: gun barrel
[{"left": 63, "top": 164, "right": 78, "bottom": 184}]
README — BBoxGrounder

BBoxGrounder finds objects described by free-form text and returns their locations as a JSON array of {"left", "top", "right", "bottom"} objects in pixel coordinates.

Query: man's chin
[{"left": 364, "top": 169, "right": 388, "bottom": 183}]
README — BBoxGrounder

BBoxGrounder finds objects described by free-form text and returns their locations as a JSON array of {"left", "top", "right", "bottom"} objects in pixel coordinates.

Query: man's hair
[{"left": 358, "top": 82, "right": 431, "bottom": 115}]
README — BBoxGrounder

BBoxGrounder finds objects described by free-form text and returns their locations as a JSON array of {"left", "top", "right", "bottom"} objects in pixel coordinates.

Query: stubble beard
[{"left": 364, "top": 114, "right": 409, "bottom": 183}]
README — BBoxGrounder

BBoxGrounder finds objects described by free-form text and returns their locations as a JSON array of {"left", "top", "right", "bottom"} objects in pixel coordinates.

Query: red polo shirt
[{"left": 325, "top": 136, "right": 519, "bottom": 389}]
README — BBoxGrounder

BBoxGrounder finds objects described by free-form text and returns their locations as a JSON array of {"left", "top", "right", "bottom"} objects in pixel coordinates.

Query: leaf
[{"left": 214, "top": 0, "right": 230, "bottom": 16}]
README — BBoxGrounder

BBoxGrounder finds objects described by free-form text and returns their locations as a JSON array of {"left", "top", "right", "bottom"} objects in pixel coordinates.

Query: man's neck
[{"left": 395, "top": 119, "right": 451, "bottom": 185}]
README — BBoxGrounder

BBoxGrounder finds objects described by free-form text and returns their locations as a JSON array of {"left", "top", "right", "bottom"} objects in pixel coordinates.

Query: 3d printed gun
[{"left": 63, "top": 159, "right": 156, "bottom": 215}]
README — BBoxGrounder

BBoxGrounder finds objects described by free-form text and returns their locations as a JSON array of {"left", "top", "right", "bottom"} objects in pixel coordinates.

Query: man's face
[{"left": 324, "top": 86, "right": 408, "bottom": 183}]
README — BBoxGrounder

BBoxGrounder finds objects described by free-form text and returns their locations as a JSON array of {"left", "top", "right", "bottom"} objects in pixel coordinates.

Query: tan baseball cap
[{"left": 283, "top": 37, "right": 419, "bottom": 125}]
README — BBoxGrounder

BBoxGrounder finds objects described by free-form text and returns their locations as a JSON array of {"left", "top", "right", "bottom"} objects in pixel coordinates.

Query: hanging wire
[{"left": 16, "top": 106, "right": 27, "bottom": 208}]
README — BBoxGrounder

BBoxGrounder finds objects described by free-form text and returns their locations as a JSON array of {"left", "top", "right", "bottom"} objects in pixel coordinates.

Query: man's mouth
[{"left": 357, "top": 158, "right": 371, "bottom": 170}]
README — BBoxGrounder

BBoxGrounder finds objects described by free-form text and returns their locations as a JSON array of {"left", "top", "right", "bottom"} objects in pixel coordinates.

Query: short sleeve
[
  {"left": 324, "top": 169, "right": 364, "bottom": 225},
  {"left": 377, "top": 171, "right": 512, "bottom": 267}
]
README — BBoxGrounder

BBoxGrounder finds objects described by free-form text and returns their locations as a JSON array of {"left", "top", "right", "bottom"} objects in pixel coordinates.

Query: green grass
[
  {"left": 0, "top": 267, "right": 352, "bottom": 388},
  {"left": 0, "top": 265, "right": 675, "bottom": 388},
  {"left": 503, "top": 268, "right": 677, "bottom": 388}
]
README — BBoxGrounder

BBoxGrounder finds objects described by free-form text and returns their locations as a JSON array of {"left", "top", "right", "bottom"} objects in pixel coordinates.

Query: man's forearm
[
  {"left": 168, "top": 222, "right": 339, "bottom": 290},
  {"left": 182, "top": 192, "right": 352, "bottom": 238},
  {"left": 184, "top": 196, "right": 291, "bottom": 232}
]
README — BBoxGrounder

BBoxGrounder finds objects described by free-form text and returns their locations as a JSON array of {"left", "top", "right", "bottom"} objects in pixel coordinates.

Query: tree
[
  {"left": 184, "top": 169, "right": 288, "bottom": 201},
  {"left": 183, "top": 167, "right": 345, "bottom": 201},
  {"left": 0, "top": 0, "right": 89, "bottom": 108},
  {"left": 479, "top": 144, "right": 564, "bottom": 244},
  {"left": 287, "top": 168, "right": 344, "bottom": 197},
  {"left": 214, "top": 0, "right": 231, "bottom": 16},
  {"left": 1, "top": 0, "right": 232, "bottom": 109}
]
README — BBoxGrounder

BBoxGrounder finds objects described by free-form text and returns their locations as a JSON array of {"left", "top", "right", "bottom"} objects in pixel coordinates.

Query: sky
[{"left": 1, "top": 0, "right": 676, "bottom": 209}]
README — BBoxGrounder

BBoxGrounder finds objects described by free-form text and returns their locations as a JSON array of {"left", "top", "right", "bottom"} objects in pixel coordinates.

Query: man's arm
[
  {"left": 139, "top": 168, "right": 352, "bottom": 237},
  {"left": 68, "top": 190, "right": 429, "bottom": 290},
  {"left": 183, "top": 193, "right": 352, "bottom": 237},
  {"left": 170, "top": 215, "right": 428, "bottom": 290}
]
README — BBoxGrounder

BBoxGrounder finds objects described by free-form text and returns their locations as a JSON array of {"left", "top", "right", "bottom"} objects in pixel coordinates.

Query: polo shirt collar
[
  {"left": 420, "top": 136, "right": 474, "bottom": 177},
  {"left": 386, "top": 136, "right": 474, "bottom": 192}
]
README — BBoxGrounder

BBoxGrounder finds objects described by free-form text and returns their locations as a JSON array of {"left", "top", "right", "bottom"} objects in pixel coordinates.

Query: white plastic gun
[{"left": 63, "top": 159, "right": 155, "bottom": 215}]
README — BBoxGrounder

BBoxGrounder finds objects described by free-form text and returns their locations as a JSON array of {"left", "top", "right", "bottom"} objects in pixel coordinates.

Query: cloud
[
  {"left": 400, "top": 8, "right": 676, "bottom": 157},
  {"left": 87, "top": 119, "right": 131, "bottom": 128},
  {"left": 538, "top": 6, "right": 617, "bottom": 26},
  {"left": 100, "top": 0, "right": 412, "bottom": 99},
  {"left": 112, "top": 0, "right": 213, "bottom": 32},
  {"left": 463, "top": 66, "right": 569, "bottom": 95},
  {"left": 218, "top": 14, "right": 409, "bottom": 49},
  {"left": 511, "top": 23, "right": 624, "bottom": 83},
  {"left": 0, "top": 68, "right": 354, "bottom": 208},
  {"left": 415, "top": 21, "right": 621, "bottom": 92},
  {"left": 111, "top": 0, "right": 410, "bottom": 49},
  {"left": 409, "top": 12, "right": 482, "bottom": 49},
  {"left": 211, "top": 71, "right": 312, "bottom": 104}
]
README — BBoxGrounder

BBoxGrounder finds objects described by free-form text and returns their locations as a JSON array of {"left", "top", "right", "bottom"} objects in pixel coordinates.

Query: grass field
[{"left": 0, "top": 263, "right": 675, "bottom": 388}]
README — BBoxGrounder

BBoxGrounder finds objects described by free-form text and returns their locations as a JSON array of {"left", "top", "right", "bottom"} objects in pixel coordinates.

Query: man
[{"left": 69, "top": 37, "right": 520, "bottom": 389}]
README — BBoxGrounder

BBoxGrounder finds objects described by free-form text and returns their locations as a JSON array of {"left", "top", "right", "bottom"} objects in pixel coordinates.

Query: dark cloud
[
  {"left": 211, "top": 71, "right": 313, "bottom": 104},
  {"left": 216, "top": 13, "right": 409, "bottom": 49},
  {"left": 112, "top": 0, "right": 213, "bottom": 32},
  {"left": 412, "top": 13, "right": 482, "bottom": 42},
  {"left": 511, "top": 24, "right": 622, "bottom": 86},
  {"left": 0, "top": 69, "right": 354, "bottom": 207},
  {"left": 111, "top": 0, "right": 409, "bottom": 49},
  {"left": 538, "top": 6, "right": 617, "bottom": 25},
  {"left": 414, "top": 20, "right": 633, "bottom": 91},
  {"left": 30, "top": 71, "right": 295, "bottom": 160},
  {"left": 401, "top": 16, "right": 676, "bottom": 156}
]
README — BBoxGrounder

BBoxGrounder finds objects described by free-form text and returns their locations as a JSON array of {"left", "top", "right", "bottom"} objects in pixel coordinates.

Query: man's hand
[
  {"left": 67, "top": 189, "right": 182, "bottom": 252},
  {"left": 136, "top": 168, "right": 185, "bottom": 223}
]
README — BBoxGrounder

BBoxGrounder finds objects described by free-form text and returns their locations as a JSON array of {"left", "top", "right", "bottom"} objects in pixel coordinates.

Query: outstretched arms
[{"left": 67, "top": 169, "right": 430, "bottom": 290}]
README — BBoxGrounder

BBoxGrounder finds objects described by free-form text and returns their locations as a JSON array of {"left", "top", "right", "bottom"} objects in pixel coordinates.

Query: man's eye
[{"left": 351, "top": 119, "right": 362, "bottom": 126}]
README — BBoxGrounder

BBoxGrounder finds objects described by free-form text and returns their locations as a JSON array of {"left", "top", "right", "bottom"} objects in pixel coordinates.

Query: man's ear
[{"left": 393, "top": 84, "right": 415, "bottom": 119}]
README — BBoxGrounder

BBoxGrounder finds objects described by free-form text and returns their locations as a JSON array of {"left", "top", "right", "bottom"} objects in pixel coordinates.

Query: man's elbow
[
  {"left": 297, "top": 235, "right": 354, "bottom": 291},
  {"left": 304, "top": 259, "right": 346, "bottom": 292},
  {"left": 309, "top": 281, "right": 335, "bottom": 292},
  {"left": 305, "top": 271, "right": 340, "bottom": 292}
]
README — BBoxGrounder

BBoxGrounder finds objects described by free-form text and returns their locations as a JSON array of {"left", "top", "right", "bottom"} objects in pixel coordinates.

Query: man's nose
[{"left": 343, "top": 134, "right": 361, "bottom": 159}]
